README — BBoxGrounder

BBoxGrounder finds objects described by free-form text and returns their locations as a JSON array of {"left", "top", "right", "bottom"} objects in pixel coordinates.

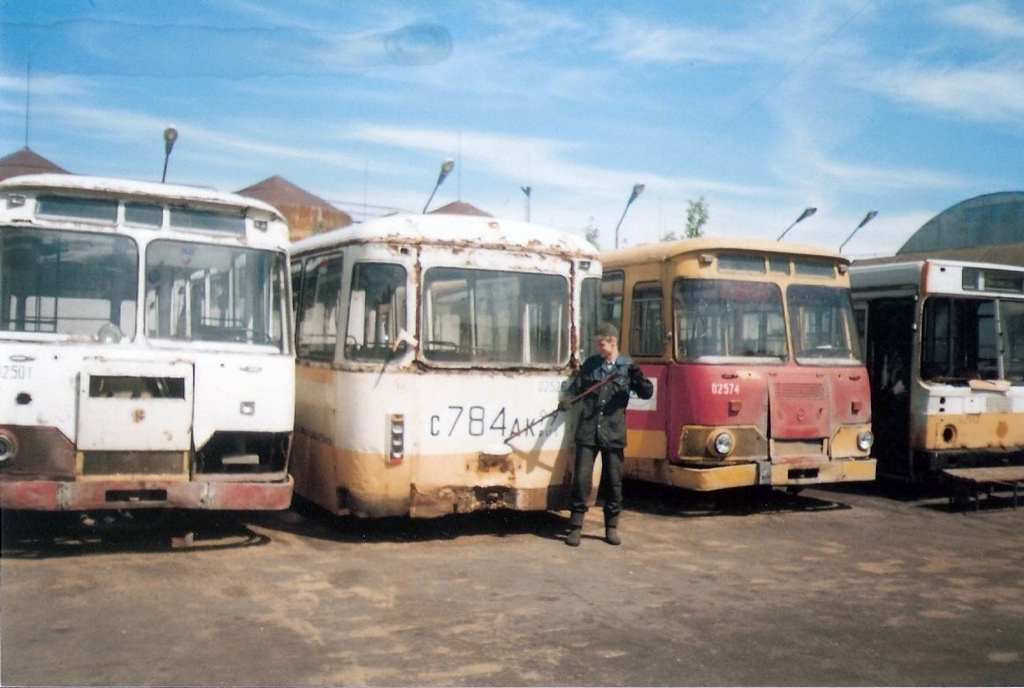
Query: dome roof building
[{"left": 896, "top": 192, "right": 1024, "bottom": 265}]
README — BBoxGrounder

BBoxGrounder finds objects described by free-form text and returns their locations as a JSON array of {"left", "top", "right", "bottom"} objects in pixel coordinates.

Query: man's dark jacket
[{"left": 566, "top": 354, "right": 654, "bottom": 448}]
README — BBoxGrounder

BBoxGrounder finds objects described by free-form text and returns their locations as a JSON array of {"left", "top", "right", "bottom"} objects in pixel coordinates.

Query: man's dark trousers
[{"left": 570, "top": 444, "right": 623, "bottom": 519}]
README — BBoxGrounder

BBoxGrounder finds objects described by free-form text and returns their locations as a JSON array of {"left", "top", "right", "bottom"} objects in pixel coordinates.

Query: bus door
[{"left": 864, "top": 299, "right": 914, "bottom": 477}]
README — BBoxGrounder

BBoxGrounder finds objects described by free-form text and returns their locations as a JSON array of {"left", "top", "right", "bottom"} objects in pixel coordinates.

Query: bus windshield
[
  {"left": 674, "top": 278, "right": 787, "bottom": 362},
  {"left": 788, "top": 284, "right": 860, "bottom": 365},
  {"left": 422, "top": 267, "right": 568, "bottom": 365},
  {"left": 921, "top": 297, "right": 1024, "bottom": 383},
  {"left": 145, "top": 239, "right": 287, "bottom": 350},
  {"left": 1, "top": 227, "right": 138, "bottom": 339}
]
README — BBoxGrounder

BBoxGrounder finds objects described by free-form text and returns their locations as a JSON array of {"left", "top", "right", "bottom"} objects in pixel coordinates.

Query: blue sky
[{"left": 2, "top": 0, "right": 1022, "bottom": 256}]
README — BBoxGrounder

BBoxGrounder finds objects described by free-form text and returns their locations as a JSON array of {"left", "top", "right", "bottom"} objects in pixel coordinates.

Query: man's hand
[{"left": 627, "top": 363, "right": 655, "bottom": 400}]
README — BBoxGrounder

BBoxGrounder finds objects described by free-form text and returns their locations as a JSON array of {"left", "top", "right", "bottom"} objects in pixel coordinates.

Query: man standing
[{"left": 560, "top": 323, "right": 653, "bottom": 547}]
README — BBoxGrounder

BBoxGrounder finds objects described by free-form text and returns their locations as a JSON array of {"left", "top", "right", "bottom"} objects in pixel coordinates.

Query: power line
[{"left": 688, "top": 1, "right": 873, "bottom": 161}]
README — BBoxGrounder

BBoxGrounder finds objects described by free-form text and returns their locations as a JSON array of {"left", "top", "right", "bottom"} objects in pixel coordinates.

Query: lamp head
[
  {"left": 798, "top": 206, "right": 817, "bottom": 222},
  {"left": 438, "top": 158, "right": 454, "bottom": 184},
  {"left": 163, "top": 127, "right": 178, "bottom": 155},
  {"left": 858, "top": 209, "right": 879, "bottom": 229}
]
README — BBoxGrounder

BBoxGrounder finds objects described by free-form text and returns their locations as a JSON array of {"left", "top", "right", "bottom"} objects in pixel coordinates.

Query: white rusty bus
[
  {"left": 0, "top": 174, "right": 294, "bottom": 512},
  {"left": 289, "top": 213, "right": 600, "bottom": 517},
  {"left": 601, "top": 238, "right": 876, "bottom": 492},
  {"left": 850, "top": 257, "right": 1024, "bottom": 481}
]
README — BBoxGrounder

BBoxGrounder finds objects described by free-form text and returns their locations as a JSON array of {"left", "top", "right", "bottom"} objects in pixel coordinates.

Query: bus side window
[
  {"left": 599, "top": 271, "right": 624, "bottom": 358},
  {"left": 290, "top": 259, "right": 304, "bottom": 330},
  {"left": 296, "top": 254, "right": 343, "bottom": 362},
  {"left": 921, "top": 297, "right": 950, "bottom": 380},
  {"left": 630, "top": 282, "right": 663, "bottom": 357},
  {"left": 345, "top": 263, "right": 408, "bottom": 361},
  {"left": 1001, "top": 300, "right": 1024, "bottom": 382},
  {"left": 579, "top": 277, "right": 602, "bottom": 360}
]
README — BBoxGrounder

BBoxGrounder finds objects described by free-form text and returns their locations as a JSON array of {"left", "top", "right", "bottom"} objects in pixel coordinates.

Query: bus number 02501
[
  {"left": 429, "top": 405, "right": 555, "bottom": 439},
  {"left": 1, "top": 364, "right": 31, "bottom": 380}
]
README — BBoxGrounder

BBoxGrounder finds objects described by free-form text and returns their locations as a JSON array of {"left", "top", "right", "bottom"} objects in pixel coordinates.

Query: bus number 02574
[
  {"left": 711, "top": 382, "right": 739, "bottom": 395},
  {"left": 429, "top": 405, "right": 556, "bottom": 439}
]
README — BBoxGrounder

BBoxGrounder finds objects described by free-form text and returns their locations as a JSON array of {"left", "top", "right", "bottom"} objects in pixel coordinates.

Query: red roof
[
  {"left": 429, "top": 200, "right": 491, "bottom": 216},
  {"left": 0, "top": 148, "right": 69, "bottom": 181},
  {"left": 236, "top": 175, "right": 338, "bottom": 209}
]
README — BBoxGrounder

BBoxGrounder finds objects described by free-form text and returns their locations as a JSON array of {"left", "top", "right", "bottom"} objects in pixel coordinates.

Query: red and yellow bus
[{"left": 601, "top": 238, "right": 875, "bottom": 492}]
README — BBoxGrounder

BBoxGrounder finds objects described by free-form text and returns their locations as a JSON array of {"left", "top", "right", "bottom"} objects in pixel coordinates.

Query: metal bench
[{"left": 943, "top": 467, "right": 1024, "bottom": 511}]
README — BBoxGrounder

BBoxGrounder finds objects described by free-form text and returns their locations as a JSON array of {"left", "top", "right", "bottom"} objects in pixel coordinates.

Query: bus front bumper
[
  {"left": 0, "top": 475, "right": 294, "bottom": 512},
  {"left": 663, "top": 458, "right": 877, "bottom": 492}
]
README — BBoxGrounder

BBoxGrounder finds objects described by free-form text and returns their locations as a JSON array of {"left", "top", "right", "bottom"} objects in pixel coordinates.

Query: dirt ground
[{"left": 2, "top": 480, "right": 1023, "bottom": 686}]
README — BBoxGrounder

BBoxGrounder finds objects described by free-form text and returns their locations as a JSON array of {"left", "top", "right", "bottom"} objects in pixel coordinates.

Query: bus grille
[
  {"left": 81, "top": 451, "right": 186, "bottom": 476},
  {"left": 774, "top": 382, "right": 825, "bottom": 400}
]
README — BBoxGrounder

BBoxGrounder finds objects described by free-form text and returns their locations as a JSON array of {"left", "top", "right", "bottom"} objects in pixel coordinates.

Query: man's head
[{"left": 593, "top": 323, "right": 619, "bottom": 362}]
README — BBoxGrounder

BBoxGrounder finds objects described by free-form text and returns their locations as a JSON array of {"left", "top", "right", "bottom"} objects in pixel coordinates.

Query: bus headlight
[
  {"left": 97, "top": 322, "right": 124, "bottom": 343},
  {"left": 709, "top": 431, "right": 734, "bottom": 457},
  {"left": 856, "top": 430, "right": 874, "bottom": 452},
  {"left": 0, "top": 430, "right": 18, "bottom": 463}
]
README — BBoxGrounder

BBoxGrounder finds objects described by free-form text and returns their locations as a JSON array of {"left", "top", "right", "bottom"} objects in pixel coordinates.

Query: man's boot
[
  {"left": 605, "top": 513, "right": 621, "bottom": 546},
  {"left": 565, "top": 512, "right": 585, "bottom": 547}
]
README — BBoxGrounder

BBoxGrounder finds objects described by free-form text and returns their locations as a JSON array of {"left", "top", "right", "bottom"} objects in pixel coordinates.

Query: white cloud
[
  {"left": 598, "top": 16, "right": 758, "bottom": 65},
  {"left": 871, "top": 61, "right": 1024, "bottom": 124},
  {"left": 345, "top": 122, "right": 777, "bottom": 200},
  {"left": 802, "top": 145, "right": 967, "bottom": 192},
  {"left": 596, "top": 1, "right": 871, "bottom": 68},
  {"left": 0, "top": 74, "right": 87, "bottom": 100},
  {"left": 938, "top": 1, "right": 1024, "bottom": 41},
  {"left": 28, "top": 99, "right": 368, "bottom": 175}
]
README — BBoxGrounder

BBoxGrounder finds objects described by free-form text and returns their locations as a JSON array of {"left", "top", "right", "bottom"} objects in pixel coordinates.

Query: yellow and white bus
[
  {"left": 850, "top": 257, "right": 1024, "bottom": 481},
  {"left": 601, "top": 238, "right": 875, "bottom": 492},
  {"left": 0, "top": 174, "right": 294, "bottom": 512},
  {"left": 289, "top": 213, "right": 601, "bottom": 518}
]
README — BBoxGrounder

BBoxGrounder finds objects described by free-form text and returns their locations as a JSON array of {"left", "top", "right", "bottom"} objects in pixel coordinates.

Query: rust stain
[{"left": 132, "top": 408, "right": 146, "bottom": 423}]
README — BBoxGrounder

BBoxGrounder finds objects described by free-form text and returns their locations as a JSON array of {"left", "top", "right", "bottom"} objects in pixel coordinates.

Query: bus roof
[
  {"left": 0, "top": 173, "right": 286, "bottom": 221},
  {"left": 602, "top": 236, "right": 847, "bottom": 266},
  {"left": 850, "top": 255, "right": 1024, "bottom": 278},
  {"left": 850, "top": 256, "right": 1024, "bottom": 289},
  {"left": 291, "top": 213, "right": 599, "bottom": 259}
]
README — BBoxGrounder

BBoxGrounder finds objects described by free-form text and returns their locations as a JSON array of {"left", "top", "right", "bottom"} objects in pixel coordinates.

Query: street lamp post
[
  {"left": 838, "top": 210, "right": 879, "bottom": 253},
  {"left": 614, "top": 183, "right": 645, "bottom": 249},
  {"left": 423, "top": 158, "right": 455, "bottom": 213},
  {"left": 161, "top": 126, "right": 178, "bottom": 183},
  {"left": 776, "top": 206, "right": 817, "bottom": 241}
]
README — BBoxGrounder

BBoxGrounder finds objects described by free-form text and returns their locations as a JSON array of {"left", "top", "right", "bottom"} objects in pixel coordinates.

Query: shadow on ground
[
  {"left": 819, "top": 476, "right": 946, "bottom": 502},
  {"left": 0, "top": 510, "right": 270, "bottom": 559},
  {"left": 245, "top": 498, "right": 572, "bottom": 546},
  {"left": 820, "top": 475, "right": 1024, "bottom": 513},
  {"left": 622, "top": 479, "right": 851, "bottom": 518},
  {"left": 246, "top": 480, "right": 854, "bottom": 547}
]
